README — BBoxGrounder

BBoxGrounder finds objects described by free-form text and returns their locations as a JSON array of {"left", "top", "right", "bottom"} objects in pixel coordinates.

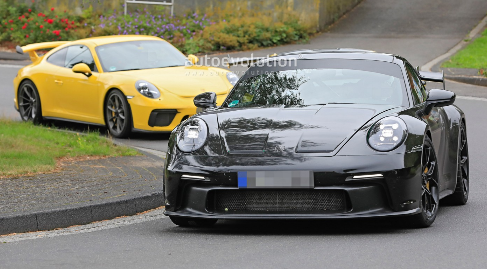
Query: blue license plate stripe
[{"left": 237, "top": 171, "right": 247, "bottom": 188}]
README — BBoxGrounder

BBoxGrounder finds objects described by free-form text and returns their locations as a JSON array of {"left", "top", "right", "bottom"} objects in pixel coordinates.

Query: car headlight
[
  {"left": 135, "top": 80, "right": 161, "bottom": 99},
  {"left": 367, "top": 116, "right": 407, "bottom": 152},
  {"left": 226, "top": 72, "right": 239, "bottom": 86},
  {"left": 176, "top": 118, "right": 208, "bottom": 152}
]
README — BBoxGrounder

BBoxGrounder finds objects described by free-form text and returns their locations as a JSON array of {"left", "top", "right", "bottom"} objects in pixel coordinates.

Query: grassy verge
[
  {"left": 0, "top": 119, "right": 138, "bottom": 177},
  {"left": 442, "top": 28, "right": 487, "bottom": 75}
]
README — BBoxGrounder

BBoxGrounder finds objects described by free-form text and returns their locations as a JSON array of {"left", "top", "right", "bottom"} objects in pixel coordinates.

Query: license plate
[{"left": 238, "top": 171, "right": 314, "bottom": 188}]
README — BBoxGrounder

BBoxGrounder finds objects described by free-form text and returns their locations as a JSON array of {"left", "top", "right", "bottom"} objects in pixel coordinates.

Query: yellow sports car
[{"left": 13, "top": 35, "right": 237, "bottom": 137}]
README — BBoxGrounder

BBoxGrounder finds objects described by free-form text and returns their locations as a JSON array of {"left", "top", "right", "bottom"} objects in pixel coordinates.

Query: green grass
[
  {"left": 0, "top": 119, "right": 138, "bottom": 177},
  {"left": 442, "top": 28, "right": 487, "bottom": 73}
]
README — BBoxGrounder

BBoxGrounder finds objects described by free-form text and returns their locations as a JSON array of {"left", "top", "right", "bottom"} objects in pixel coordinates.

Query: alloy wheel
[
  {"left": 421, "top": 141, "right": 439, "bottom": 220},
  {"left": 106, "top": 93, "right": 126, "bottom": 135},
  {"left": 19, "top": 84, "right": 38, "bottom": 121}
]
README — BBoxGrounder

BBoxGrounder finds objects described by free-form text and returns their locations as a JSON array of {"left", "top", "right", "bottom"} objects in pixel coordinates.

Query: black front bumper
[{"left": 164, "top": 152, "right": 423, "bottom": 220}]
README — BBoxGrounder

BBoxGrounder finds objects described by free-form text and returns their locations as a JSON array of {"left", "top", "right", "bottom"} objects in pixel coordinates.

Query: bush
[
  {"left": 0, "top": 2, "right": 314, "bottom": 54},
  {"left": 0, "top": 4, "right": 79, "bottom": 45}
]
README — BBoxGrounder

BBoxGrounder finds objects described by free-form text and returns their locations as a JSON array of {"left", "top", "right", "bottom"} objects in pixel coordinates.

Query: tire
[
  {"left": 18, "top": 80, "right": 43, "bottom": 124},
  {"left": 443, "top": 121, "right": 469, "bottom": 205},
  {"left": 405, "top": 136, "right": 439, "bottom": 228},
  {"left": 169, "top": 216, "right": 217, "bottom": 227},
  {"left": 105, "top": 90, "right": 132, "bottom": 138}
]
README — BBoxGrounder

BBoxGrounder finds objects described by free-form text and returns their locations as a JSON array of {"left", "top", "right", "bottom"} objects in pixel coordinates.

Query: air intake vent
[{"left": 210, "top": 189, "right": 347, "bottom": 213}]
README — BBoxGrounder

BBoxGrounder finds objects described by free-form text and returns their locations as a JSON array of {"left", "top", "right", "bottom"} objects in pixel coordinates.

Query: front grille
[
  {"left": 148, "top": 109, "right": 178, "bottom": 127},
  {"left": 210, "top": 189, "right": 347, "bottom": 213}
]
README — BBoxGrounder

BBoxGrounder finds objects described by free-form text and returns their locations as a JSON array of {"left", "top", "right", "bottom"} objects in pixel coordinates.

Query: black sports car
[{"left": 163, "top": 49, "right": 469, "bottom": 228}]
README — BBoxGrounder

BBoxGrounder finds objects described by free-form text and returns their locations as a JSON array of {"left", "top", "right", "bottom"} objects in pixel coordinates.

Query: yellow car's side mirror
[
  {"left": 72, "top": 63, "right": 92, "bottom": 77},
  {"left": 188, "top": 54, "right": 199, "bottom": 65}
]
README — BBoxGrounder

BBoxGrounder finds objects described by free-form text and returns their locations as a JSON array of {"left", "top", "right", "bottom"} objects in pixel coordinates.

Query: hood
[
  {"left": 118, "top": 66, "right": 230, "bottom": 97},
  {"left": 216, "top": 104, "right": 396, "bottom": 155}
]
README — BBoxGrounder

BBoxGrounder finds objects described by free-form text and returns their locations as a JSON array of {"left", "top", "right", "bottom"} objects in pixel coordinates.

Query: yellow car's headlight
[{"left": 135, "top": 80, "right": 161, "bottom": 99}]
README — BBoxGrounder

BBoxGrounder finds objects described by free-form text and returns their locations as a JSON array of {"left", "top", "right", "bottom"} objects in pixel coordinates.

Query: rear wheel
[
  {"left": 444, "top": 121, "right": 469, "bottom": 205},
  {"left": 406, "top": 136, "right": 439, "bottom": 228},
  {"left": 105, "top": 90, "right": 132, "bottom": 138},
  {"left": 18, "top": 80, "right": 42, "bottom": 124}
]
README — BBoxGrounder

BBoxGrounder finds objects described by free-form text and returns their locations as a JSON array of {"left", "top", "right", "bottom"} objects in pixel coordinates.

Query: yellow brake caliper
[{"left": 424, "top": 167, "right": 430, "bottom": 190}]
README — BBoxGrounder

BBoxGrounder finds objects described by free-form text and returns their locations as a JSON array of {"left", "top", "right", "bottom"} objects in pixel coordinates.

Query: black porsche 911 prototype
[{"left": 163, "top": 49, "right": 469, "bottom": 228}]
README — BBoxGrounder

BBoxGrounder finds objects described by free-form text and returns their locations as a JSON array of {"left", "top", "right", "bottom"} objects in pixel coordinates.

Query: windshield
[
  {"left": 95, "top": 40, "right": 189, "bottom": 72},
  {"left": 223, "top": 59, "right": 407, "bottom": 108}
]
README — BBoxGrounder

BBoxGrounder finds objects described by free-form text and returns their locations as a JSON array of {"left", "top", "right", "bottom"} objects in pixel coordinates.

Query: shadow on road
[{"left": 43, "top": 119, "right": 171, "bottom": 141}]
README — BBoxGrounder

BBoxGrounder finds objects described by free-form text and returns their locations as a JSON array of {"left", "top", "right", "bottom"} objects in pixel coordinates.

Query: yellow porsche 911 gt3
[{"left": 13, "top": 35, "right": 237, "bottom": 137}]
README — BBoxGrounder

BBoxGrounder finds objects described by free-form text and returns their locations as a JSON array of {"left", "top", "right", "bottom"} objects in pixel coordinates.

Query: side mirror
[
  {"left": 72, "top": 63, "right": 92, "bottom": 77},
  {"left": 423, "top": 89, "right": 455, "bottom": 115},
  {"left": 194, "top": 92, "right": 217, "bottom": 109},
  {"left": 187, "top": 54, "right": 199, "bottom": 65}
]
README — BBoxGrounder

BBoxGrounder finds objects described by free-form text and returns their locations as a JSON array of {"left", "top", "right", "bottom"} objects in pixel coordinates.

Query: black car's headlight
[
  {"left": 367, "top": 116, "right": 407, "bottom": 152},
  {"left": 226, "top": 72, "right": 239, "bottom": 86},
  {"left": 135, "top": 80, "right": 161, "bottom": 99},
  {"left": 176, "top": 118, "right": 208, "bottom": 152}
]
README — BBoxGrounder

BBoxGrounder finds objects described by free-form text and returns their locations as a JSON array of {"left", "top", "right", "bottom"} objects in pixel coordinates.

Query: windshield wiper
[{"left": 119, "top": 68, "right": 142, "bottom": 71}]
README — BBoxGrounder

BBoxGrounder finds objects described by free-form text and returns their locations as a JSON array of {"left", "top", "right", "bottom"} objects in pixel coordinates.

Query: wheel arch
[{"left": 102, "top": 87, "right": 134, "bottom": 129}]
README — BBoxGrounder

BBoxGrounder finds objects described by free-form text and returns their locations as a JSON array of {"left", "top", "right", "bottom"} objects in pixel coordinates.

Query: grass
[
  {"left": 442, "top": 28, "right": 487, "bottom": 74},
  {"left": 0, "top": 119, "right": 138, "bottom": 177}
]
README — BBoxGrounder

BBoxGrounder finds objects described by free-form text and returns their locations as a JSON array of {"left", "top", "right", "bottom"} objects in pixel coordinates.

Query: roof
[
  {"left": 272, "top": 48, "right": 397, "bottom": 63},
  {"left": 77, "top": 35, "right": 163, "bottom": 46}
]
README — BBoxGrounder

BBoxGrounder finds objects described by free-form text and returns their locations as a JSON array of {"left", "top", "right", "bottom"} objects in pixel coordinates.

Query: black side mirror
[
  {"left": 194, "top": 92, "right": 217, "bottom": 109},
  {"left": 423, "top": 89, "right": 455, "bottom": 115}
]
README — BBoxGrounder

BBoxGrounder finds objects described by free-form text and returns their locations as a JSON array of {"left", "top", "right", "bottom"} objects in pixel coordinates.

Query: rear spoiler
[
  {"left": 419, "top": 71, "right": 445, "bottom": 90},
  {"left": 227, "top": 53, "right": 278, "bottom": 68},
  {"left": 16, "top": 41, "right": 70, "bottom": 62}
]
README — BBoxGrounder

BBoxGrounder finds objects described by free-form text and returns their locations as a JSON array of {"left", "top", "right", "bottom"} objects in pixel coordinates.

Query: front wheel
[
  {"left": 105, "top": 90, "right": 132, "bottom": 138},
  {"left": 18, "top": 80, "right": 42, "bottom": 124},
  {"left": 405, "top": 136, "right": 439, "bottom": 228}
]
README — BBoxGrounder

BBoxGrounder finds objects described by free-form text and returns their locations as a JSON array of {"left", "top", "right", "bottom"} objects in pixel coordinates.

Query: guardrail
[{"left": 124, "top": 0, "right": 174, "bottom": 16}]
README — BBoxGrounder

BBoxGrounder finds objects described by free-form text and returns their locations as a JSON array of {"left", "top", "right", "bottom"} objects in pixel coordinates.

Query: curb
[
  {"left": 422, "top": 14, "right": 487, "bottom": 87},
  {"left": 0, "top": 192, "right": 163, "bottom": 235},
  {"left": 0, "top": 51, "right": 30, "bottom": 61},
  {"left": 0, "top": 128, "right": 166, "bottom": 235}
]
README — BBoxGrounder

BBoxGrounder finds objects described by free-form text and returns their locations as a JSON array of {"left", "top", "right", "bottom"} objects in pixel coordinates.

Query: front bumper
[{"left": 164, "top": 152, "right": 423, "bottom": 219}]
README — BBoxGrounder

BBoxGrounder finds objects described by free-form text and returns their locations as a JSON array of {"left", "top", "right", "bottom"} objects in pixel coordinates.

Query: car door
[
  {"left": 406, "top": 64, "right": 451, "bottom": 191},
  {"left": 55, "top": 45, "right": 104, "bottom": 123},
  {"left": 43, "top": 47, "right": 68, "bottom": 116}
]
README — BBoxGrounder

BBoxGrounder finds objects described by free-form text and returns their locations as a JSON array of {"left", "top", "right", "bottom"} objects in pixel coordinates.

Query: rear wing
[
  {"left": 419, "top": 71, "right": 445, "bottom": 90},
  {"left": 16, "top": 41, "right": 70, "bottom": 62}
]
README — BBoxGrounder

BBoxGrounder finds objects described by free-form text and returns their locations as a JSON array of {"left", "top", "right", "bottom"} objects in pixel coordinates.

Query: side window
[
  {"left": 47, "top": 48, "right": 67, "bottom": 67},
  {"left": 405, "top": 64, "right": 425, "bottom": 104},
  {"left": 65, "top": 45, "right": 97, "bottom": 72}
]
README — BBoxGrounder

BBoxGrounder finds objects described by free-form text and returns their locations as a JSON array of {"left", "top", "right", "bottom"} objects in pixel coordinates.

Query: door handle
[{"left": 54, "top": 80, "right": 63, "bottom": 85}]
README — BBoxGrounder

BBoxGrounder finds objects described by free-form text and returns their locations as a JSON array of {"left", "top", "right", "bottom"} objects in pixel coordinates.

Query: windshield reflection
[
  {"left": 224, "top": 68, "right": 405, "bottom": 107},
  {"left": 95, "top": 40, "right": 189, "bottom": 72}
]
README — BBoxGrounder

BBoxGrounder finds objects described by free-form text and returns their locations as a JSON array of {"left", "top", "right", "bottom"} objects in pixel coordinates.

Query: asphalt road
[
  {"left": 1, "top": 97, "right": 487, "bottom": 269},
  {"left": 1, "top": 0, "right": 487, "bottom": 267}
]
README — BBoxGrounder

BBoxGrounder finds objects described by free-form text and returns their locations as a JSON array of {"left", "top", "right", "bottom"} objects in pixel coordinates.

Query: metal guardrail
[{"left": 124, "top": 0, "right": 174, "bottom": 16}]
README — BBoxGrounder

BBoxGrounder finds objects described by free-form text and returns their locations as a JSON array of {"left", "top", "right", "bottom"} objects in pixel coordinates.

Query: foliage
[
  {"left": 0, "top": 119, "right": 138, "bottom": 177},
  {"left": 442, "top": 28, "right": 487, "bottom": 75},
  {"left": 0, "top": 1, "right": 314, "bottom": 54},
  {"left": 0, "top": 2, "right": 80, "bottom": 45}
]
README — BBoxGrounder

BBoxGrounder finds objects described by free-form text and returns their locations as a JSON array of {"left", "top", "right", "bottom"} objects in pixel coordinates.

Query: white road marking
[
  {"left": 456, "top": 96, "right": 487, "bottom": 102},
  {"left": 0, "top": 208, "right": 166, "bottom": 243},
  {"left": 0, "top": 64, "right": 24, "bottom": 69}
]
